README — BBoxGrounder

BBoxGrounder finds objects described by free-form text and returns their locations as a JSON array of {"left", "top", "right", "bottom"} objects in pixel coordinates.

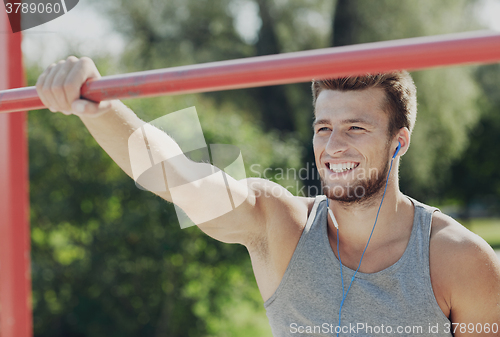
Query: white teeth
[{"left": 328, "top": 162, "right": 357, "bottom": 173}]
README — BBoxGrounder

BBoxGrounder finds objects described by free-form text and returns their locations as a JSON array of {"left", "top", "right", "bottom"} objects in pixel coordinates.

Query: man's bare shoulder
[
  {"left": 430, "top": 212, "right": 500, "bottom": 326},
  {"left": 430, "top": 212, "right": 499, "bottom": 277},
  {"left": 196, "top": 177, "right": 313, "bottom": 247},
  {"left": 430, "top": 212, "right": 498, "bottom": 266},
  {"left": 244, "top": 177, "right": 315, "bottom": 210},
  {"left": 243, "top": 177, "right": 316, "bottom": 233}
]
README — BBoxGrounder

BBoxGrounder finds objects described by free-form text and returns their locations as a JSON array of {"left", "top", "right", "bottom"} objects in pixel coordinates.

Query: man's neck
[{"left": 327, "top": 183, "right": 413, "bottom": 255}]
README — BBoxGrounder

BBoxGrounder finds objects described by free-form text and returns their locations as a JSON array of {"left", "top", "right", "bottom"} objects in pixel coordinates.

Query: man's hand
[{"left": 36, "top": 56, "right": 116, "bottom": 117}]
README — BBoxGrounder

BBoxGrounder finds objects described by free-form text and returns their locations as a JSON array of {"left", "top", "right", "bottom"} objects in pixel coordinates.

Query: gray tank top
[{"left": 264, "top": 195, "right": 452, "bottom": 336}]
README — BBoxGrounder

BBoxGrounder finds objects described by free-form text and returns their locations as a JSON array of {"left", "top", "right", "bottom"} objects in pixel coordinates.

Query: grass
[{"left": 460, "top": 218, "right": 500, "bottom": 250}]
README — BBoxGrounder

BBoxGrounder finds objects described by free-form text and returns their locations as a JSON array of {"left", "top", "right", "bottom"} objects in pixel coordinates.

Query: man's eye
[
  {"left": 350, "top": 126, "right": 364, "bottom": 131},
  {"left": 317, "top": 127, "right": 330, "bottom": 132}
]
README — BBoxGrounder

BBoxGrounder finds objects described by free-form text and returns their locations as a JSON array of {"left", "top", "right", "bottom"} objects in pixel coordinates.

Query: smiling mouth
[{"left": 327, "top": 162, "right": 359, "bottom": 173}]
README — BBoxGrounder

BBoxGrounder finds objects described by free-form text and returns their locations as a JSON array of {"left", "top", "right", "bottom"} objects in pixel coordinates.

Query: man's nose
[{"left": 325, "top": 131, "right": 348, "bottom": 156}]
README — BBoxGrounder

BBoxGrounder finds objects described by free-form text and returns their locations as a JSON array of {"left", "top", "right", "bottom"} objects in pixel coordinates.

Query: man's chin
[
  {"left": 321, "top": 178, "right": 386, "bottom": 206},
  {"left": 323, "top": 185, "right": 366, "bottom": 204}
]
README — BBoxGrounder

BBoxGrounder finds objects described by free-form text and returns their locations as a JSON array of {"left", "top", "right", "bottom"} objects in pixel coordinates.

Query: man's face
[{"left": 313, "top": 88, "right": 393, "bottom": 204}]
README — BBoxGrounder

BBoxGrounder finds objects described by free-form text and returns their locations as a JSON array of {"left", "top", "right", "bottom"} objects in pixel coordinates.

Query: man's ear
[{"left": 393, "top": 127, "right": 410, "bottom": 158}]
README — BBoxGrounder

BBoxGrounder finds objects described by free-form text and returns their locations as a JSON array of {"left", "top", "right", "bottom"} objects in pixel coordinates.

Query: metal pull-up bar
[{"left": 1, "top": 30, "right": 500, "bottom": 114}]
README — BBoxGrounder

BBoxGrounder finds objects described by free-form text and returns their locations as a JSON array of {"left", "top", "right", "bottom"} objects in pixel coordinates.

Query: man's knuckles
[
  {"left": 66, "top": 56, "right": 79, "bottom": 63},
  {"left": 37, "top": 56, "right": 100, "bottom": 114}
]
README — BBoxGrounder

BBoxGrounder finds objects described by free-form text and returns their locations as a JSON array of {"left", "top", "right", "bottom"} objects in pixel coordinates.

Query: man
[{"left": 37, "top": 57, "right": 500, "bottom": 336}]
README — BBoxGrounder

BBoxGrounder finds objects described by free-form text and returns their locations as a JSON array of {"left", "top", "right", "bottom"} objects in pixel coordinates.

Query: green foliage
[
  {"left": 333, "top": 0, "right": 480, "bottom": 45},
  {"left": 97, "top": 0, "right": 252, "bottom": 71},
  {"left": 401, "top": 68, "right": 481, "bottom": 198},
  {"left": 443, "top": 64, "right": 500, "bottom": 213}
]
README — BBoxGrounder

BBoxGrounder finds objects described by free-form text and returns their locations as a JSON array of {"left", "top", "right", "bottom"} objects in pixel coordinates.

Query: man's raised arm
[{"left": 35, "top": 56, "right": 272, "bottom": 245}]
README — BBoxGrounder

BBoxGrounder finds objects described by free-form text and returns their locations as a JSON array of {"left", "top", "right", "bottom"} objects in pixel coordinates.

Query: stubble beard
[{"left": 320, "top": 156, "right": 390, "bottom": 206}]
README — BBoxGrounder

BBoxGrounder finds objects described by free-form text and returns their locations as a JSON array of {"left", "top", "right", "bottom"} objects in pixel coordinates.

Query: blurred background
[{"left": 23, "top": 0, "right": 500, "bottom": 336}]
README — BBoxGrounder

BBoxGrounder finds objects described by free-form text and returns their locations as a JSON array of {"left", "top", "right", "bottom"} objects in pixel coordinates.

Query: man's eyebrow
[
  {"left": 340, "top": 118, "right": 374, "bottom": 126},
  {"left": 312, "top": 119, "right": 330, "bottom": 128},
  {"left": 312, "top": 118, "right": 374, "bottom": 128}
]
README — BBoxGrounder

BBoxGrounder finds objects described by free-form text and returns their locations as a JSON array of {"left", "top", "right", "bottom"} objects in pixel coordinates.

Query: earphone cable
[{"left": 329, "top": 157, "right": 395, "bottom": 337}]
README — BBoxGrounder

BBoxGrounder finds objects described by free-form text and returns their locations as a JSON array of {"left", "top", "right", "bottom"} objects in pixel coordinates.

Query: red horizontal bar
[{"left": 1, "top": 30, "right": 500, "bottom": 114}]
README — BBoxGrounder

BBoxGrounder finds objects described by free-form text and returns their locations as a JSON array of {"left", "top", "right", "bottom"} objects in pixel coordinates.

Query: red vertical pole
[{"left": 0, "top": 3, "right": 32, "bottom": 337}]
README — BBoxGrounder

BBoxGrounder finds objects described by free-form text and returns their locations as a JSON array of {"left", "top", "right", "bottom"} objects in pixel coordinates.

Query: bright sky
[
  {"left": 22, "top": 1, "right": 125, "bottom": 67},
  {"left": 22, "top": 0, "right": 500, "bottom": 68}
]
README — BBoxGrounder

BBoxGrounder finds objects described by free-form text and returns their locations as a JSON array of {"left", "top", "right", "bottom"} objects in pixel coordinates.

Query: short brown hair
[{"left": 311, "top": 72, "right": 417, "bottom": 136}]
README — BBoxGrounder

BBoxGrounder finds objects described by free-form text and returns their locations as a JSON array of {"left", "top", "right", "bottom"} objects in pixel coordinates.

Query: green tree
[{"left": 445, "top": 64, "right": 500, "bottom": 216}]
